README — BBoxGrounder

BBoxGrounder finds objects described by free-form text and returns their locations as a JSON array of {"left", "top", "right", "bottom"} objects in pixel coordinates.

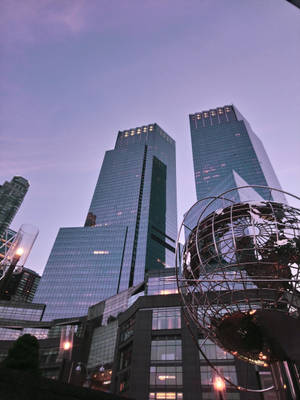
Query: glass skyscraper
[
  {"left": 0, "top": 176, "right": 29, "bottom": 237},
  {"left": 189, "top": 105, "right": 286, "bottom": 204},
  {"left": 35, "top": 124, "right": 177, "bottom": 320}
]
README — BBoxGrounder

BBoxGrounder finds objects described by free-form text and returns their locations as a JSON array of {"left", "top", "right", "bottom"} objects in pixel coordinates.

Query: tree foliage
[{"left": 1, "top": 334, "right": 40, "bottom": 375}]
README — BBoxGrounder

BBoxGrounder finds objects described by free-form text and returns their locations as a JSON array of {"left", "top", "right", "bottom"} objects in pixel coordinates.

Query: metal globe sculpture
[{"left": 176, "top": 186, "right": 300, "bottom": 380}]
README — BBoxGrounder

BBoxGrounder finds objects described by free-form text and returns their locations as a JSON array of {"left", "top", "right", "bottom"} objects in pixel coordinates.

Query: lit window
[
  {"left": 200, "top": 365, "right": 237, "bottom": 385},
  {"left": 225, "top": 107, "right": 231, "bottom": 112},
  {"left": 143, "top": 127, "right": 148, "bottom": 132},
  {"left": 93, "top": 250, "right": 109, "bottom": 255},
  {"left": 235, "top": 133, "right": 241, "bottom": 136},
  {"left": 117, "top": 211, "right": 122, "bottom": 215},
  {"left": 137, "top": 129, "right": 141, "bottom": 134},
  {"left": 150, "top": 366, "right": 182, "bottom": 386},
  {"left": 131, "top": 130, "right": 135, "bottom": 135},
  {"left": 149, "top": 125, "right": 154, "bottom": 131},
  {"left": 124, "top": 133, "right": 129, "bottom": 137},
  {"left": 149, "top": 393, "right": 183, "bottom": 400},
  {"left": 196, "top": 114, "right": 201, "bottom": 119},
  {"left": 204, "top": 113, "right": 209, "bottom": 118},
  {"left": 210, "top": 111, "right": 216, "bottom": 116},
  {"left": 218, "top": 109, "right": 223, "bottom": 114}
]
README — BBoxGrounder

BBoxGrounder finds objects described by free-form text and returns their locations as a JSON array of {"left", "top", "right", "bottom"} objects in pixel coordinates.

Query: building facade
[
  {"left": 0, "top": 267, "right": 40, "bottom": 303},
  {"left": 0, "top": 177, "right": 29, "bottom": 237},
  {"left": 34, "top": 124, "right": 177, "bottom": 320},
  {"left": 189, "top": 105, "right": 286, "bottom": 205},
  {"left": 111, "top": 294, "right": 275, "bottom": 400}
]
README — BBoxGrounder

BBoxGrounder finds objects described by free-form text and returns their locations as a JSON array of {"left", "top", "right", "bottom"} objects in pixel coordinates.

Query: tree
[{"left": 1, "top": 334, "right": 40, "bottom": 375}]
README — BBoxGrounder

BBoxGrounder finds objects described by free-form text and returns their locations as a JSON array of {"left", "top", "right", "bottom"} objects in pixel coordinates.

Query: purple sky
[{"left": 1, "top": 0, "right": 299, "bottom": 275}]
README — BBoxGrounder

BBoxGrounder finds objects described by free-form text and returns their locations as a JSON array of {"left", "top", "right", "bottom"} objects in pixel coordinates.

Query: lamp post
[
  {"left": 213, "top": 375, "right": 226, "bottom": 400},
  {"left": 0, "top": 224, "right": 38, "bottom": 298},
  {"left": 0, "top": 247, "right": 24, "bottom": 297}
]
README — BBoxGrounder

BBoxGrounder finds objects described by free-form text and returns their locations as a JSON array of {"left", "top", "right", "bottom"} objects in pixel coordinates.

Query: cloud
[{"left": 0, "top": 0, "right": 89, "bottom": 47}]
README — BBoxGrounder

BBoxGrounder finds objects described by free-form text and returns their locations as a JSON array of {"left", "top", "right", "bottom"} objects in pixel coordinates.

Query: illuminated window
[
  {"left": 131, "top": 130, "right": 135, "bottom": 136},
  {"left": 149, "top": 125, "right": 154, "bottom": 131},
  {"left": 150, "top": 366, "right": 182, "bottom": 386},
  {"left": 225, "top": 107, "right": 231, "bottom": 112},
  {"left": 204, "top": 113, "right": 209, "bottom": 118},
  {"left": 117, "top": 211, "right": 122, "bottom": 215},
  {"left": 200, "top": 365, "right": 237, "bottom": 385},
  {"left": 218, "top": 109, "right": 223, "bottom": 114},
  {"left": 137, "top": 129, "right": 141, "bottom": 134},
  {"left": 93, "top": 250, "right": 109, "bottom": 255},
  {"left": 149, "top": 392, "right": 183, "bottom": 400},
  {"left": 124, "top": 133, "right": 129, "bottom": 137},
  {"left": 196, "top": 114, "right": 201, "bottom": 119},
  {"left": 235, "top": 133, "right": 241, "bottom": 136},
  {"left": 143, "top": 127, "right": 148, "bottom": 132},
  {"left": 210, "top": 111, "right": 216, "bottom": 116}
]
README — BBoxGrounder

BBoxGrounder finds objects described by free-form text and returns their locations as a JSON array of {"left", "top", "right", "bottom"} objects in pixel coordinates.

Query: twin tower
[{"left": 35, "top": 105, "right": 285, "bottom": 320}]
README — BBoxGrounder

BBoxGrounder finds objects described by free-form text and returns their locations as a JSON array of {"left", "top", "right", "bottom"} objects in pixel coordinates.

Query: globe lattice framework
[{"left": 175, "top": 186, "right": 300, "bottom": 392}]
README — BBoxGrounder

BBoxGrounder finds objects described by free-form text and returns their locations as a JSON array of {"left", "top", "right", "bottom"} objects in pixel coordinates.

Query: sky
[{"left": 0, "top": 0, "right": 299, "bottom": 275}]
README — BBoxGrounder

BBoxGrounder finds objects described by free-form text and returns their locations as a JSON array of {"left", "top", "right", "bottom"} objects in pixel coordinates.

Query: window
[
  {"left": 149, "top": 392, "right": 183, "bottom": 399},
  {"left": 119, "top": 316, "right": 135, "bottom": 343},
  {"left": 151, "top": 337, "right": 182, "bottom": 361},
  {"left": 150, "top": 366, "right": 182, "bottom": 386},
  {"left": 119, "top": 345, "right": 132, "bottom": 370},
  {"left": 202, "top": 393, "right": 239, "bottom": 400},
  {"left": 119, "top": 369, "right": 130, "bottom": 393},
  {"left": 199, "top": 339, "right": 233, "bottom": 360},
  {"left": 200, "top": 365, "right": 237, "bottom": 385},
  {"left": 152, "top": 308, "right": 181, "bottom": 330}
]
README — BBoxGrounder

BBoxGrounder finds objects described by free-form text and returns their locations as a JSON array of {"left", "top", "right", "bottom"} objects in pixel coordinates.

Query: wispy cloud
[{"left": 0, "top": 0, "right": 90, "bottom": 47}]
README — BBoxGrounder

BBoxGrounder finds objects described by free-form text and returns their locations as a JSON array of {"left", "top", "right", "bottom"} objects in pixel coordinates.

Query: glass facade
[
  {"left": 152, "top": 308, "right": 181, "bottom": 330},
  {"left": 35, "top": 123, "right": 177, "bottom": 320},
  {"left": 87, "top": 320, "right": 118, "bottom": 368},
  {"left": 34, "top": 226, "right": 127, "bottom": 320},
  {"left": 147, "top": 271, "right": 178, "bottom": 296},
  {"left": 0, "top": 302, "right": 44, "bottom": 321},
  {"left": 87, "top": 123, "right": 177, "bottom": 288},
  {"left": 151, "top": 337, "right": 182, "bottom": 362},
  {"left": 189, "top": 105, "right": 286, "bottom": 206},
  {"left": 149, "top": 393, "right": 183, "bottom": 400},
  {"left": 0, "top": 176, "right": 29, "bottom": 237},
  {"left": 150, "top": 366, "right": 183, "bottom": 387}
]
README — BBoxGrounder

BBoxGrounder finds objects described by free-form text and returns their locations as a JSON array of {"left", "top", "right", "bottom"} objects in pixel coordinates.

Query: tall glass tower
[
  {"left": 35, "top": 124, "right": 177, "bottom": 320},
  {"left": 0, "top": 176, "right": 29, "bottom": 237},
  {"left": 189, "top": 105, "right": 286, "bottom": 203}
]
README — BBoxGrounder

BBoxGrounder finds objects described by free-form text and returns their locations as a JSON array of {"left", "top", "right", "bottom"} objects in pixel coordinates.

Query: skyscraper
[
  {"left": 189, "top": 105, "right": 286, "bottom": 204},
  {"left": 0, "top": 176, "right": 29, "bottom": 237},
  {"left": 35, "top": 123, "right": 177, "bottom": 320}
]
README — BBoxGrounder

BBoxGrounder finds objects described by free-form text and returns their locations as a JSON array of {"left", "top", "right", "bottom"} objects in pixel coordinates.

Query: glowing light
[
  {"left": 16, "top": 248, "right": 24, "bottom": 256},
  {"left": 63, "top": 341, "right": 72, "bottom": 350},
  {"left": 158, "top": 375, "right": 176, "bottom": 381},
  {"left": 213, "top": 376, "right": 226, "bottom": 392}
]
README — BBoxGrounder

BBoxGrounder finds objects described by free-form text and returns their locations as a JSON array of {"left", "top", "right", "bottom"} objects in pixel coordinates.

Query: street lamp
[
  {"left": 0, "top": 224, "right": 38, "bottom": 297},
  {"left": 63, "top": 341, "right": 72, "bottom": 351},
  {"left": 213, "top": 375, "right": 226, "bottom": 400}
]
